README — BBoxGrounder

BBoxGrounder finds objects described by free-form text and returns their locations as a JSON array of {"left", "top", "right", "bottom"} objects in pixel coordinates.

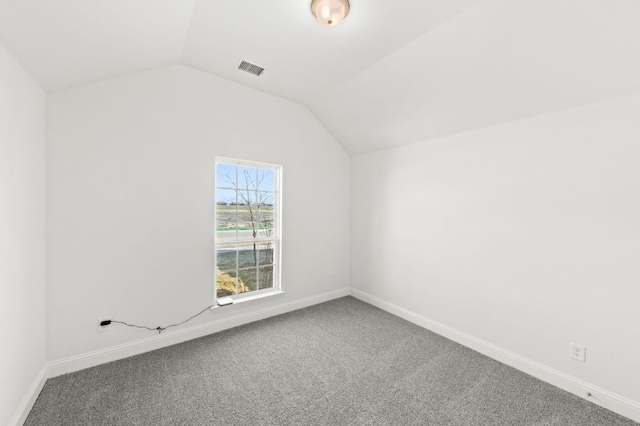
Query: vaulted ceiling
[{"left": 1, "top": 0, "right": 640, "bottom": 155}]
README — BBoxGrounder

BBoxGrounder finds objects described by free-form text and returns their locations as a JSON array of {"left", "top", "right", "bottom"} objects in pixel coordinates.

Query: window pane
[
  {"left": 238, "top": 268, "right": 258, "bottom": 292},
  {"left": 216, "top": 163, "right": 237, "bottom": 189},
  {"left": 216, "top": 244, "right": 237, "bottom": 272},
  {"left": 258, "top": 266, "right": 274, "bottom": 290},
  {"left": 256, "top": 191, "right": 274, "bottom": 206},
  {"left": 258, "top": 241, "right": 275, "bottom": 266},
  {"left": 256, "top": 201, "right": 275, "bottom": 238},
  {"left": 216, "top": 270, "right": 238, "bottom": 298},
  {"left": 216, "top": 191, "right": 237, "bottom": 238},
  {"left": 216, "top": 229, "right": 237, "bottom": 243},
  {"left": 258, "top": 168, "right": 275, "bottom": 192},
  {"left": 236, "top": 193, "right": 257, "bottom": 238},
  {"left": 236, "top": 187, "right": 253, "bottom": 209},
  {"left": 216, "top": 188, "right": 236, "bottom": 206},
  {"left": 238, "top": 166, "right": 257, "bottom": 191},
  {"left": 238, "top": 242, "right": 257, "bottom": 269},
  {"left": 217, "top": 269, "right": 253, "bottom": 297}
]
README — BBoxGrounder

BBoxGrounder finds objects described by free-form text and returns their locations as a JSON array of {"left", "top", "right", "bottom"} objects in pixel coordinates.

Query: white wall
[
  {"left": 352, "top": 94, "right": 640, "bottom": 405},
  {"left": 46, "top": 64, "right": 350, "bottom": 362},
  {"left": 0, "top": 43, "right": 47, "bottom": 424}
]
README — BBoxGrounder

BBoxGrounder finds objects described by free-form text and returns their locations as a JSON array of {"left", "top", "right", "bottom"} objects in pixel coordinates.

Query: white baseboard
[
  {"left": 48, "top": 288, "right": 350, "bottom": 378},
  {"left": 9, "top": 364, "right": 47, "bottom": 426},
  {"left": 350, "top": 288, "right": 640, "bottom": 424}
]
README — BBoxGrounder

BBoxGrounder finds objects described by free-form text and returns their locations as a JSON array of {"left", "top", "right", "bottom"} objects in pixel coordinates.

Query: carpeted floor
[{"left": 26, "top": 297, "right": 638, "bottom": 425}]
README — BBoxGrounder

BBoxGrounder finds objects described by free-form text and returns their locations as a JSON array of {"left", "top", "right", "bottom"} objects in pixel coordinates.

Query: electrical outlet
[
  {"left": 98, "top": 317, "right": 112, "bottom": 333},
  {"left": 329, "top": 273, "right": 337, "bottom": 284},
  {"left": 570, "top": 343, "right": 586, "bottom": 362}
]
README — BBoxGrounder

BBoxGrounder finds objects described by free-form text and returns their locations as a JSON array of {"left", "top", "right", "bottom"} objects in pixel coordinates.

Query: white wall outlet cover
[{"left": 570, "top": 342, "right": 586, "bottom": 362}]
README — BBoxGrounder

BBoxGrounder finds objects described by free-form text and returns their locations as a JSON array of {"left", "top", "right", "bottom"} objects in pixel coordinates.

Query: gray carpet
[{"left": 26, "top": 297, "right": 638, "bottom": 425}]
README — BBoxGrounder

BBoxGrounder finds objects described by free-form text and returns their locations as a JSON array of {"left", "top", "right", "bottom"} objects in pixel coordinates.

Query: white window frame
[{"left": 214, "top": 157, "right": 282, "bottom": 303}]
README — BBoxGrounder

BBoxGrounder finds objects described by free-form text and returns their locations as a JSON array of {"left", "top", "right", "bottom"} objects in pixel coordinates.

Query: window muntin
[{"left": 215, "top": 158, "right": 280, "bottom": 299}]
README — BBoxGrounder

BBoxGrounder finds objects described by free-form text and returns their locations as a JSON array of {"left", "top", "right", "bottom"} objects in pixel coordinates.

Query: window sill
[{"left": 212, "top": 290, "right": 285, "bottom": 310}]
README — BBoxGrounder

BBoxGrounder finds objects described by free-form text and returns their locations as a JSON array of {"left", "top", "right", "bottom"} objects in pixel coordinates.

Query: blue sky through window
[{"left": 216, "top": 162, "right": 275, "bottom": 205}]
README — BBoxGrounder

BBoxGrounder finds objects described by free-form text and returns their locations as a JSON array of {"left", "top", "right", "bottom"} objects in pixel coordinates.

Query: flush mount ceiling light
[{"left": 311, "top": 0, "right": 350, "bottom": 27}]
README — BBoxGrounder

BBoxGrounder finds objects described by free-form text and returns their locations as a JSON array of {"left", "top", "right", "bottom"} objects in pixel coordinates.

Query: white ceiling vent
[{"left": 237, "top": 60, "right": 265, "bottom": 77}]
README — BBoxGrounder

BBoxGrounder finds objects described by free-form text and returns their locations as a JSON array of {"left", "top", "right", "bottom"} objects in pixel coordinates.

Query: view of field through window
[{"left": 215, "top": 160, "right": 279, "bottom": 298}]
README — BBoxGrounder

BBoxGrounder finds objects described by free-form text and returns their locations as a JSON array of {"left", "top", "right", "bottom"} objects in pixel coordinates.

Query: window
[{"left": 215, "top": 158, "right": 281, "bottom": 300}]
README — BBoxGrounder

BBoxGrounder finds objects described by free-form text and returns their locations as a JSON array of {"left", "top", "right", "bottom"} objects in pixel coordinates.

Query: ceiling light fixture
[{"left": 311, "top": 0, "right": 350, "bottom": 27}]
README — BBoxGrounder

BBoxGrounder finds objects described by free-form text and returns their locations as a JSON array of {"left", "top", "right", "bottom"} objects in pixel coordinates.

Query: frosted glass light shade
[{"left": 311, "top": 0, "right": 350, "bottom": 27}]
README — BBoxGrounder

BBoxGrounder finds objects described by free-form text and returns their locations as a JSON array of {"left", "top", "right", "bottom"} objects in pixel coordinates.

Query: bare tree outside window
[{"left": 215, "top": 159, "right": 279, "bottom": 298}]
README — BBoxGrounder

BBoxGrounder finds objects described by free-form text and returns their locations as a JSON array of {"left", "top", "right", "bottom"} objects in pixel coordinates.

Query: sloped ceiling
[{"left": 1, "top": 0, "right": 640, "bottom": 155}]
